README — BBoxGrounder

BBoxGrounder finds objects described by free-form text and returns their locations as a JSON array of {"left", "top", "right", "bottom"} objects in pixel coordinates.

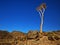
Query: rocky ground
[{"left": 0, "top": 30, "right": 60, "bottom": 45}]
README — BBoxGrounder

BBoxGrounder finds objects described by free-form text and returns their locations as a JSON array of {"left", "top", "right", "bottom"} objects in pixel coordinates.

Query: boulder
[
  {"left": 27, "top": 30, "right": 39, "bottom": 39},
  {"left": 0, "top": 30, "right": 13, "bottom": 39},
  {"left": 11, "top": 31, "right": 26, "bottom": 41}
]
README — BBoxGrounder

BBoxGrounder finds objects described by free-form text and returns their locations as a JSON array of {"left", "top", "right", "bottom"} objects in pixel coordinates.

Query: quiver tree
[{"left": 36, "top": 3, "right": 46, "bottom": 33}]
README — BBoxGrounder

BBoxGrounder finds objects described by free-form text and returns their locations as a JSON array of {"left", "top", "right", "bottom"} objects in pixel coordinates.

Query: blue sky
[{"left": 0, "top": 0, "right": 60, "bottom": 33}]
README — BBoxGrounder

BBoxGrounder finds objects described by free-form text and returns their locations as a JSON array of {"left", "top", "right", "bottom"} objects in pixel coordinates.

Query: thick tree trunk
[{"left": 40, "top": 13, "right": 44, "bottom": 33}]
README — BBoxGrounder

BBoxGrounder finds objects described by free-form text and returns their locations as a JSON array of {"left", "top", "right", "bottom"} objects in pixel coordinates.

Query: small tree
[{"left": 36, "top": 3, "right": 46, "bottom": 33}]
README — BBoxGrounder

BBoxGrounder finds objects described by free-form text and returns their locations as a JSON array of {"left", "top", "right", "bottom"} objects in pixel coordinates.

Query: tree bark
[{"left": 40, "top": 13, "right": 44, "bottom": 33}]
